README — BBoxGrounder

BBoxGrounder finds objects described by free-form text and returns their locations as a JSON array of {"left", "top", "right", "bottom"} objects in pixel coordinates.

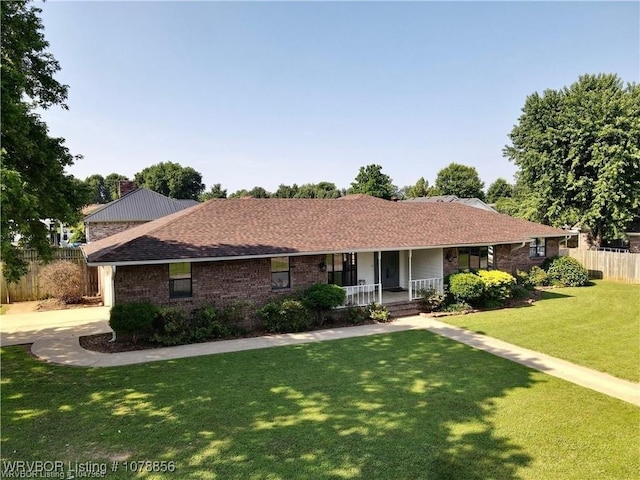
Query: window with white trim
[
  {"left": 458, "top": 246, "right": 493, "bottom": 270},
  {"left": 169, "top": 262, "right": 192, "bottom": 298}
]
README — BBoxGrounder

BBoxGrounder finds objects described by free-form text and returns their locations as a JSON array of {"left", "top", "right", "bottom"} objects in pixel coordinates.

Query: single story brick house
[
  {"left": 82, "top": 194, "right": 572, "bottom": 310},
  {"left": 84, "top": 186, "right": 199, "bottom": 242}
]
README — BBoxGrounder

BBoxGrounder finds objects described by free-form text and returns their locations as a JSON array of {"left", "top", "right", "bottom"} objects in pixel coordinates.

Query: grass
[
  {"left": 2, "top": 330, "right": 638, "bottom": 479},
  {"left": 442, "top": 281, "right": 640, "bottom": 382}
]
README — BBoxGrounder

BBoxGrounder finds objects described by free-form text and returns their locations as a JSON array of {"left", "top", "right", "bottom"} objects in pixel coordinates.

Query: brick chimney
[{"left": 118, "top": 180, "right": 137, "bottom": 197}]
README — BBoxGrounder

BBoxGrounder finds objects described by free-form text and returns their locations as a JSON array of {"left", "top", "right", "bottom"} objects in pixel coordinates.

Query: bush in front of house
[
  {"left": 448, "top": 272, "right": 485, "bottom": 307},
  {"left": 546, "top": 256, "right": 589, "bottom": 287},
  {"left": 528, "top": 266, "right": 550, "bottom": 287},
  {"left": 150, "top": 304, "right": 249, "bottom": 347},
  {"left": 417, "top": 287, "right": 446, "bottom": 312},
  {"left": 109, "top": 302, "right": 159, "bottom": 343},
  {"left": 38, "top": 260, "right": 84, "bottom": 304},
  {"left": 302, "top": 283, "right": 347, "bottom": 326},
  {"left": 368, "top": 302, "right": 391, "bottom": 322},
  {"left": 260, "top": 299, "right": 312, "bottom": 333},
  {"left": 477, "top": 270, "right": 516, "bottom": 307},
  {"left": 345, "top": 305, "right": 369, "bottom": 325}
]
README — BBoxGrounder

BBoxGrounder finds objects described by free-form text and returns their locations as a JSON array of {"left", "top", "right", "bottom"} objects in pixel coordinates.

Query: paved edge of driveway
[{"left": 28, "top": 315, "right": 640, "bottom": 406}]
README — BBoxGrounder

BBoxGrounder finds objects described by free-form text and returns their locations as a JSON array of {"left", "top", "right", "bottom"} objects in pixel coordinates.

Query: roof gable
[{"left": 84, "top": 188, "right": 198, "bottom": 222}]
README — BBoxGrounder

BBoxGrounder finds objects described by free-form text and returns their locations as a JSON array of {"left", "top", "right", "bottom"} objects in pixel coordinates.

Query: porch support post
[
  {"left": 408, "top": 249, "right": 413, "bottom": 301},
  {"left": 378, "top": 251, "right": 382, "bottom": 304}
]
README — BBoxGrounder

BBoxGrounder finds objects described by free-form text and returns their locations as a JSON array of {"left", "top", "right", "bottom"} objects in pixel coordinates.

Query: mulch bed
[{"left": 80, "top": 317, "right": 378, "bottom": 354}]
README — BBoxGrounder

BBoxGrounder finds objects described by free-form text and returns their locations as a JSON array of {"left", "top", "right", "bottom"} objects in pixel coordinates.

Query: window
[
  {"left": 271, "top": 257, "right": 290, "bottom": 289},
  {"left": 530, "top": 238, "right": 546, "bottom": 258},
  {"left": 326, "top": 253, "right": 358, "bottom": 287},
  {"left": 169, "top": 262, "right": 192, "bottom": 298},
  {"left": 458, "top": 246, "right": 492, "bottom": 270}
]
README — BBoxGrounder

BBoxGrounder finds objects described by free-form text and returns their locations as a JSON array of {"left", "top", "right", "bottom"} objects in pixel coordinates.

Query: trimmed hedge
[
  {"left": 260, "top": 299, "right": 312, "bottom": 333},
  {"left": 477, "top": 270, "right": 516, "bottom": 307},
  {"left": 109, "top": 302, "right": 159, "bottom": 342},
  {"left": 448, "top": 272, "right": 485, "bottom": 306}
]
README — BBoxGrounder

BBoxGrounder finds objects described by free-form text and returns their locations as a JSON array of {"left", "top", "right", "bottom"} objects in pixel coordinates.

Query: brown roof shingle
[{"left": 82, "top": 195, "right": 568, "bottom": 264}]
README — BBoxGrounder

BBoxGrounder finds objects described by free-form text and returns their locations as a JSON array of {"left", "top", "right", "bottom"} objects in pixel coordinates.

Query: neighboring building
[
  {"left": 404, "top": 195, "right": 497, "bottom": 213},
  {"left": 82, "top": 195, "right": 571, "bottom": 309},
  {"left": 84, "top": 187, "right": 199, "bottom": 243}
]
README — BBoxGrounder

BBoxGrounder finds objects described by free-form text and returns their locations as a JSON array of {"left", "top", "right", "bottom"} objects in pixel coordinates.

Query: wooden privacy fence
[
  {"left": 1, "top": 248, "right": 99, "bottom": 303},
  {"left": 560, "top": 248, "right": 640, "bottom": 284}
]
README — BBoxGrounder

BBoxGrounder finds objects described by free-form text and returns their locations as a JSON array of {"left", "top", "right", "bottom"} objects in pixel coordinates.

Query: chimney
[{"left": 118, "top": 180, "right": 137, "bottom": 197}]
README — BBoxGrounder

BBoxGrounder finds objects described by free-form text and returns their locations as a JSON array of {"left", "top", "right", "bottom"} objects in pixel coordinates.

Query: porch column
[
  {"left": 378, "top": 251, "right": 382, "bottom": 304},
  {"left": 408, "top": 249, "right": 413, "bottom": 301}
]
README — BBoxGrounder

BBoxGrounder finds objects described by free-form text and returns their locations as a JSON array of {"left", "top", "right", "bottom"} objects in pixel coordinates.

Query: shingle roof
[
  {"left": 84, "top": 188, "right": 199, "bottom": 222},
  {"left": 82, "top": 195, "right": 569, "bottom": 265}
]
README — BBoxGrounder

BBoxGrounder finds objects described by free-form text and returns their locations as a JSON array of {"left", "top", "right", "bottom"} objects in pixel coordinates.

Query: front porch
[{"left": 341, "top": 277, "right": 443, "bottom": 307}]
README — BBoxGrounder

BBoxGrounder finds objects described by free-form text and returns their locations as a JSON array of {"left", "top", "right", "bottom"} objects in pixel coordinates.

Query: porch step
[{"left": 385, "top": 301, "right": 422, "bottom": 318}]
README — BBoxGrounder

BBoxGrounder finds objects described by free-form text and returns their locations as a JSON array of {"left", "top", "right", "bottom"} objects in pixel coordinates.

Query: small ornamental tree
[
  {"left": 39, "top": 261, "right": 84, "bottom": 304},
  {"left": 302, "top": 283, "right": 347, "bottom": 326}
]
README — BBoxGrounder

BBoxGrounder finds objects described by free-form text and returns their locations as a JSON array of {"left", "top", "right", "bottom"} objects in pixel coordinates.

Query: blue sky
[{"left": 38, "top": 1, "right": 639, "bottom": 194}]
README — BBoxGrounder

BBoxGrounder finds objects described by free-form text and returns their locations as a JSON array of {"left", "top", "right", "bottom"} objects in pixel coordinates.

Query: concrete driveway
[{"left": 0, "top": 306, "right": 111, "bottom": 347}]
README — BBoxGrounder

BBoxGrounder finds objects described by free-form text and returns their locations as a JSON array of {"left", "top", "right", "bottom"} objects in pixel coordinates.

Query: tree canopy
[
  {"left": 404, "top": 177, "right": 431, "bottom": 199},
  {"left": 433, "top": 163, "right": 485, "bottom": 200},
  {"left": 486, "top": 178, "right": 513, "bottom": 204},
  {"left": 348, "top": 164, "right": 396, "bottom": 200},
  {"left": 134, "top": 161, "right": 205, "bottom": 200},
  {"left": 504, "top": 73, "right": 640, "bottom": 245},
  {"left": 1, "top": 0, "right": 89, "bottom": 283},
  {"left": 200, "top": 183, "right": 227, "bottom": 200}
]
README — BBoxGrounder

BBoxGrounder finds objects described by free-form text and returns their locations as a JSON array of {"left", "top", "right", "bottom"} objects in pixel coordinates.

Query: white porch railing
[
  {"left": 410, "top": 278, "right": 444, "bottom": 301},
  {"left": 342, "top": 283, "right": 381, "bottom": 307}
]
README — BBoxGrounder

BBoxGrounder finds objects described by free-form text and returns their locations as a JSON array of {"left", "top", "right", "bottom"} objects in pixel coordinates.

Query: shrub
[
  {"left": 150, "top": 308, "right": 191, "bottom": 346},
  {"left": 38, "top": 260, "right": 84, "bottom": 304},
  {"left": 448, "top": 272, "right": 485, "bottom": 306},
  {"left": 260, "top": 299, "right": 312, "bottom": 333},
  {"left": 302, "top": 283, "right": 346, "bottom": 326},
  {"left": 345, "top": 306, "right": 368, "bottom": 325},
  {"left": 515, "top": 269, "right": 533, "bottom": 289},
  {"left": 441, "top": 301, "right": 472, "bottom": 313},
  {"left": 546, "top": 256, "right": 589, "bottom": 287},
  {"left": 109, "top": 302, "right": 159, "bottom": 343},
  {"left": 528, "top": 266, "right": 549, "bottom": 287},
  {"left": 477, "top": 270, "right": 516, "bottom": 307},
  {"left": 369, "top": 302, "right": 391, "bottom": 322},
  {"left": 418, "top": 287, "right": 445, "bottom": 312}
]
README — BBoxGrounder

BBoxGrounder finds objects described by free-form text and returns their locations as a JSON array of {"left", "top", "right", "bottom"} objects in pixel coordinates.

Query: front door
[{"left": 375, "top": 251, "right": 400, "bottom": 289}]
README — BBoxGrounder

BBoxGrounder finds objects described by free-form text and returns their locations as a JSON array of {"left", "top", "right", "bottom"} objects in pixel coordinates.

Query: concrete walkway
[{"left": 2, "top": 308, "right": 638, "bottom": 406}]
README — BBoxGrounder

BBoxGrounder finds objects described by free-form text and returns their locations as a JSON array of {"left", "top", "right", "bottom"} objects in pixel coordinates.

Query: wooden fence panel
[
  {"left": 1, "top": 248, "right": 99, "bottom": 303},
  {"left": 560, "top": 248, "right": 640, "bottom": 284}
]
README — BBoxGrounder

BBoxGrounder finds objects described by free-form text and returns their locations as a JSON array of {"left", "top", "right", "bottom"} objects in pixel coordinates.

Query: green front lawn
[
  {"left": 442, "top": 281, "right": 640, "bottom": 382},
  {"left": 2, "top": 330, "right": 638, "bottom": 479}
]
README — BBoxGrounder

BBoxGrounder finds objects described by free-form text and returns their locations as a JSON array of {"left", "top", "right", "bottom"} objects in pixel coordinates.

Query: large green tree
[
  {"left": 1, "top": 0, "right": 89, "bottom": 283},
  {"left": 433, "top": 163, "right": 485, "bottom": 200},
  {"left": 504, "top": 73, "right": 640, "bottom": 245},
  {"left": 296, "top": 182, "right": 341, "bottom": 199},
  {"left": 486, "top": 178, "right": 513, "bottom": 204},
  {"left": 404, "top": 177, "right": 431, "bottom": 199},
  {"left": 84, "top": 174, "right": 110, "bottom": 204},
  {"left": 134, "top": 161, "right": 205, "bottom": 200},
  {"left": 348, "top": 164, "right": 396, "bottom": 200}
]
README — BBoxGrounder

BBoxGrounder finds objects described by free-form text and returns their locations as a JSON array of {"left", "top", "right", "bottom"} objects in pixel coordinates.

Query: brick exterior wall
[
  {"left": 629, "top": 236, "right": 640, "bottom": 253},
  {"left": 442, "top": 238, "right": 562, "bottom": 276},
  {"left": 493, "top": 237, "right": 560, "bottom": 274},
  {"left": 114, "top": 255, "right": 327, "bottom": 326},
  {"left": 86, "top": 221, "right": 146, "bottom": 242}
]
